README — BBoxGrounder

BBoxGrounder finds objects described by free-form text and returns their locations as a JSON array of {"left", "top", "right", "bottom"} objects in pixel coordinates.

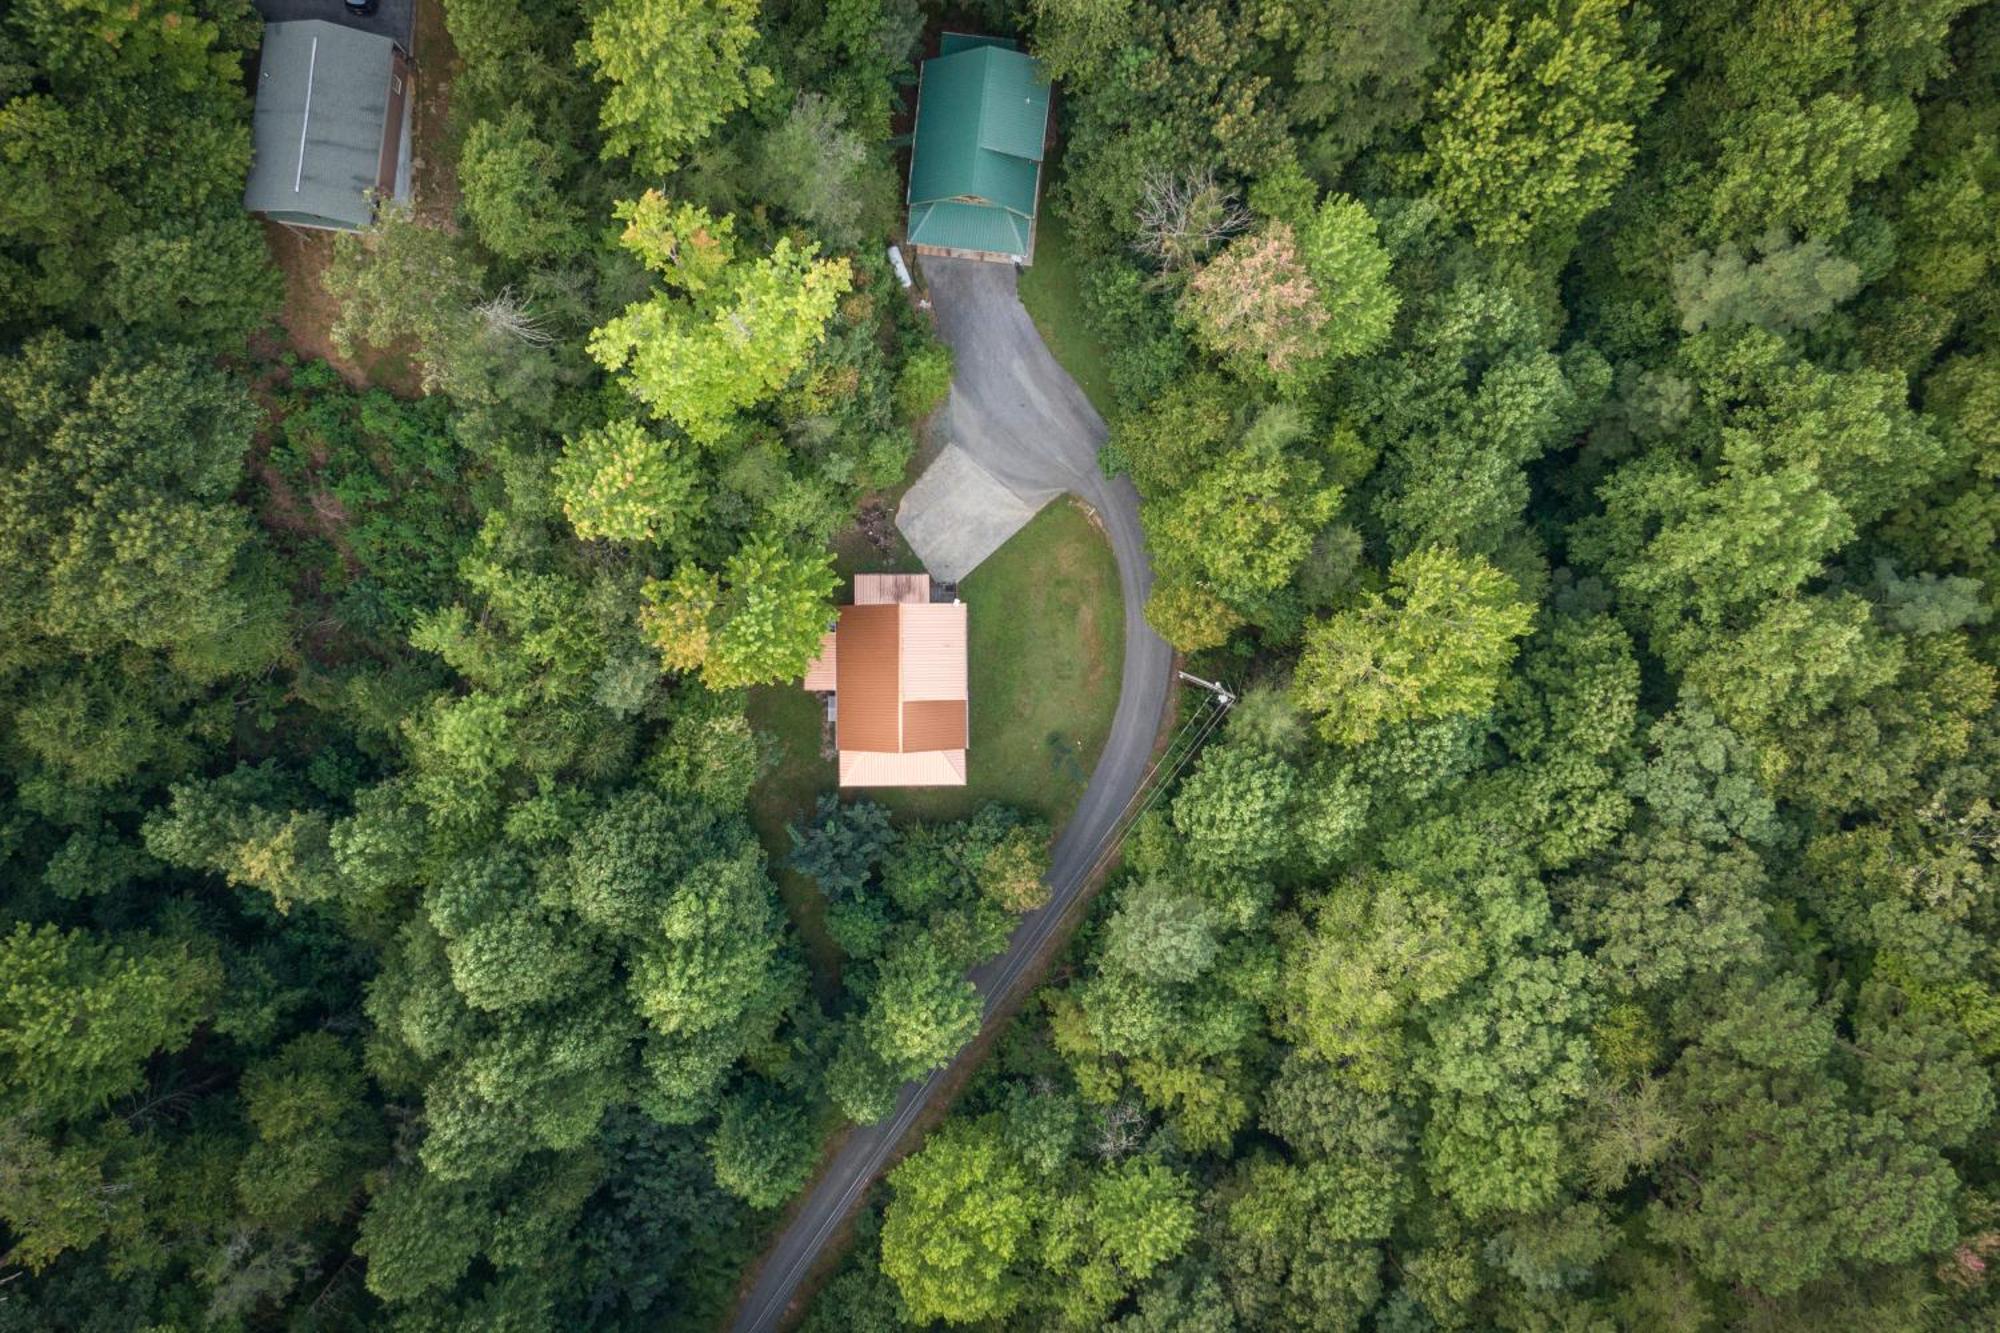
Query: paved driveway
[
  {"left": 733, "top": 257, "right": 1175, "bottom": 1332},
  {"left": 897, "top": 257, "right": 1122, "bottom": 577}
]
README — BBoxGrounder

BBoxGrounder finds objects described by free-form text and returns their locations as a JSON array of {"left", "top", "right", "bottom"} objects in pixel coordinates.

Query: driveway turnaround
[
  {"left": 731, "top": 257, "right": 1176, "bottom": 1332},
  {"left": 895, "top": 444, "right": 1045, "bottom": 582}
]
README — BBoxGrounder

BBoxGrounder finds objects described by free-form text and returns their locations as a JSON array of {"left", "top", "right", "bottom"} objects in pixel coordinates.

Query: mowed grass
[
  {"left": 1017, "top": 207, "right": 1117, "bottom": 421},
  {"left": 882, "top": 499, "right": 1124, "bottom": 823},
  {"left": 746, "top": 500, "right": 1125, "bottom": 988}
]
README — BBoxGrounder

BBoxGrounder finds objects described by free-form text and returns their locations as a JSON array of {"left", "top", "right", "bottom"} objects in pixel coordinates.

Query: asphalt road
[{"left": 729, "top": 257, "right": 1176, "bottom": 1332}]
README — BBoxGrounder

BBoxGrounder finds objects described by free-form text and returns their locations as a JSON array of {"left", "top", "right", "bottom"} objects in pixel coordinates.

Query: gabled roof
[
  {"left": 908, "top": 201, "right": 1031, "bottom": 258},
  {"left": 803, "top": 580, "right": 969, "bottom": 787},
  {"left": 829, "top": 602, "right": 968, "bottom": 755},
  {"left": 906, "top": 40, "right": 1050, "bottom": 258},
  {"left": 244, "top": 20, "right": 394, "bottom": 230}
]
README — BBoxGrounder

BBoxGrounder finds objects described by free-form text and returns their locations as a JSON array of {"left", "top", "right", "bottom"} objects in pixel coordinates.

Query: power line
[{"left": 735, "top": 681, "right": 1236, "bottom": 1332}]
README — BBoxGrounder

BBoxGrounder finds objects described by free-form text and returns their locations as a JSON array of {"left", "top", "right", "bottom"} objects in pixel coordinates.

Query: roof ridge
[{"left": 969, "top": 46, "right": 997, "bottom": 173}]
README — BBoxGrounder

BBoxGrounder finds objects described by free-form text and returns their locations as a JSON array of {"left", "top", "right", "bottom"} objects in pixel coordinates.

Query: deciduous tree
[
  {"left": 1294, "top": 547, "right": 1534, "bottom": 746},
  {"left": 590, "top": 193, "right": 851, "bottom": 444},
  {"left": 1420, "top": 0, "right": 1664, "bottom": 249},
  {"left": 578, "top": 0, "right": 772, "bottom": 174}
]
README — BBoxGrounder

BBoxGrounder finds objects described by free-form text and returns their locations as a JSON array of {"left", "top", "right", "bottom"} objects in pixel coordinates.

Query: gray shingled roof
[{"left": 243, "top": 21, "right": 393, "bottom": 231}]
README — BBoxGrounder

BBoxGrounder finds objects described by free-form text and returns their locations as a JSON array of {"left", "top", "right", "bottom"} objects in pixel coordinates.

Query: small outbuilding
[
  {"left": 905, "top": 35, "right": 1051, "bottom": 265},
  {"left": 243, "top": 20, "right": 411, "bottom": 231}
]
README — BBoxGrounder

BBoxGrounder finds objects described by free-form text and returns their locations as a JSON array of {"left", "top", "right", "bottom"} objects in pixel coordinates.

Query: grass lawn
[
  {"left": 747, "top": 500, "right": 1126, "bottom": 987},
  {"left": 743, "top": 686, "right": 844, "bottom": 994},
  {"left": 1017, "top": 206, "right": 1118, "bottom": 421}
]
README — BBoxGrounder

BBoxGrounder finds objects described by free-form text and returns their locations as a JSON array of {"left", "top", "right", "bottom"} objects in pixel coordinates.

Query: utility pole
[{"left": 1176, "top": 670, "right": 1237, "bottom": 708}]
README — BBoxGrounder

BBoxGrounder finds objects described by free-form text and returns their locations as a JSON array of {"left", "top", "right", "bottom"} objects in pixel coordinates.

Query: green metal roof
[
  {"left": 938, "top": 32, "right": 1017, "bottom": 56},
  {"left": 908, "top": 201, "right": 1030, "bottom": 256},
  {"left": 906, "top": 41, "right": 1050, "bottom": 258},
  {"left": 244, "top": 20, "right": 394, "bottom": 230}
]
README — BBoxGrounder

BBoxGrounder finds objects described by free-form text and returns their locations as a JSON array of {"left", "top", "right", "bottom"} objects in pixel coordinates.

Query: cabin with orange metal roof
[{"left": 802, "top": 574, "right": 968, "bottom": 787}]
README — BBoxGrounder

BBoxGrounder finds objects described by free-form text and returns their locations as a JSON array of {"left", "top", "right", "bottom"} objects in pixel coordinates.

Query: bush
[{"left": 894, "top": 340, "right": 953, "bottom": 423}]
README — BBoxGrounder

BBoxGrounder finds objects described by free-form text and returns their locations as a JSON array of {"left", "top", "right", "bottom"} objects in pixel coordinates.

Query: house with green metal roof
[
  {"left": 243, "top": 20, "right": 412, "bottom": 231},
  {"left": 906, "top": 35, "right": 1051, "bottom": 264}
]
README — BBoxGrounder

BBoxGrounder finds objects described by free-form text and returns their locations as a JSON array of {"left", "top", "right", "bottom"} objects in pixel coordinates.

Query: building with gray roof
[{"left": 243, "top": 20, "right": 410, "bottom": 231}]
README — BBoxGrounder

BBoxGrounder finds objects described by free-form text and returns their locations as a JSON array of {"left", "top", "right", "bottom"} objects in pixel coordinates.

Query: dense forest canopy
[{"left": 1, "top": 0, "right": 1998, "bottom": 1328}]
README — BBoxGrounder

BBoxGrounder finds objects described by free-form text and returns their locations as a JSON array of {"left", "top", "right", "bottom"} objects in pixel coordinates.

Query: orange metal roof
[
  {"left": 898, "top": 603, "right": 968, "bottom": 701},
  {"left": 902, "top": 699, "right": 968, "bottom": 751},
  {"left": 802, "top": 631, "right": 838, "bottom": 691},
  {"left": 840, "top": 748, "right": 967, "bottom": 786},
  {"left": 811, "top": 588, "right": 969, "bottom": 785},
  {"left": 834, "top": 604, "right": 901, "bottom": 752}
]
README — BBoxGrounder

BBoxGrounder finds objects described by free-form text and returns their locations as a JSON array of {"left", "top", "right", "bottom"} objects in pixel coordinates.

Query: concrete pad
[{"left": 896, "top": 445, "right": 1044, "bottom": 582}]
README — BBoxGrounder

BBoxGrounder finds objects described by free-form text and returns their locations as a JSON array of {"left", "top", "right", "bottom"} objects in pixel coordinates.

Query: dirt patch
[
  {"left": 1071, "top": 595, "right": 1104, "bottom": 696},
  {"left": 261, "top": 215, "right": 425, "bottom": 398},
  {"left": 263, "top": 224, "right": 366, "bottom": 387},
  {"left": 406, "top": 0, "right": 459, "bottom": 227}
]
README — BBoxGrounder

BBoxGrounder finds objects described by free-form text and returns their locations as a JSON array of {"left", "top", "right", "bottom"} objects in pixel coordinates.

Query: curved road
[{"left": 730, "top": 258, "right": 1175, "bottom": 1332}]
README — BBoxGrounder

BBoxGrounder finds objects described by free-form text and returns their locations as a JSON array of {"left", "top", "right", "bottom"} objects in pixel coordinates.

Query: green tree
[
  {"left": 1216, "top": 1157, "right": 1399, "bottom": 1330},
  {"left": 1043, "top": 1158, "right": 1198, "bottom": 1323},
  {"left": 1556, "top": 831, "right": 1769, "bottom": 994},
  {"left": 1486, "top": 1202, "right": 1617, "bottom": 1292},
  {"left": 0, "top": 333, "right": 274, "bottom": 677},
  {"left": 0, "top": 924, "right": 220, "bottom": 1122},
  {"left": 590, "top": 193, "right": 851, "bottom": 443},
  {"left": 1253, "top": 0, "right": 1462, "bottom": 163},
  {"left": 789, "top": 795, "right": 896, "bottom": 901},
  {"left": 1621, "top": 703, "right": 1781, "bottom": 846},
  {"left": 578, "top": 0, "right": 773, "bottom": 173},
  {"left": 1294, "top": 547, "right": 1534, "bottom": 746},
  {"left": 1028, "top": 0, "right": 1132, "bottom": 86},
  {"left": 0, "top": 0, "right": 261, "bottom": 330},
  {"left": 749, "top": 93, "right": 887, "bottom": 247},
  {"left": 555, "top": 418, "right": 706, "bottom": 546},
  {"left": 1418, "top": 949, "right": 1597, "bottom": 1219},
  {"left": 355, "top": 1167, "right": 488, "bottom": 1301},
  {"left": 1294, "top": 193, "right": 1400, "bottom": 359},
  {"left": 1704, "top": 93, "right": 1916, "bottom": 242},
  {"left": 459, "top": 108, "right": 586, "bottom": 261},
  {"left": 1851, "top": 983, "right": 1995, "bottom": 1152},
  {"left": 1670, "top": 230, "right": 1862, "bottom": 335},
  {"left": 144, "top": 764, "right": 347, "bottom": 915},
  {"left": 1171, "top": 743, "right": 1299, "bottom": 870},
  {"left": 881, "top": 1121, "right": 1043, "bottom": 1325},
  {"left": 1144, "top": 411, "right": 1345, "bottom": 616},
  {"left": 641, "top": 535, "right": 839, "bottom": 687},
  {"left": 97, "top": 214, "right": 281, "bottom": 348},
  {"left": 324, "top": 205, "right": 489, "bottom": 394},
  {"left": 0, "top": 1119, "right": 155, "bottom": 1274},
  {"left": 709, "top": 1083, "right": 820, "bottom": 1208},
  {"left": 1652, "top": 972, "right": 1961, "bottom": 1295},
  {"left": 1420, "top": 0, "right": 1664, "bottom": 249},
  {"left": 1278, "top": 873, "right": 1483, "bottom": 1090},
  {"left": 236, "top": 1033, "right": 385, "bottom": 1226},
  {"left": 863, "top": 933, "right": 982, "bottom": 1081}
]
